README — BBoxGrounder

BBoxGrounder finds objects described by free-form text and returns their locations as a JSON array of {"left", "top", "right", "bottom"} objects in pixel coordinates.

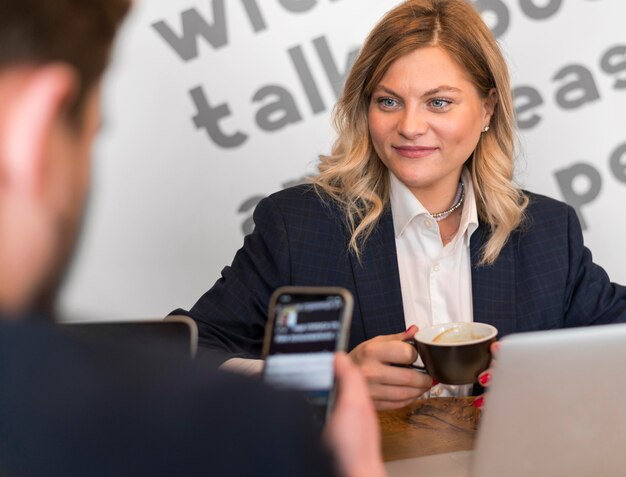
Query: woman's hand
[
  {"left": 349, "top": 325, "right": 435, "bottom": 410},
  {"left": 473, "top": 341, "right": 501, "bottom": 409}
]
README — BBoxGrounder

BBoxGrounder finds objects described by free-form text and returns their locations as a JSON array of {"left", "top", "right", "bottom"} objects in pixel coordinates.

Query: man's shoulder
[{"left": 0, "top": 321, "right": 330, "bottom": 476}]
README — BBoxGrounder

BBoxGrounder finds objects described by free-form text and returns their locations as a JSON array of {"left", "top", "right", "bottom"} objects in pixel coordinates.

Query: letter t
[{"left": 189, "top": 86, "right": 248, "bottom": 148}]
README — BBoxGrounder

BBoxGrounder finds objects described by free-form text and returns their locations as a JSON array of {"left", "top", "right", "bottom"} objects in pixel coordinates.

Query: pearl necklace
[{"left": 430, "top": 181, "right": 465, "bottom": 222}]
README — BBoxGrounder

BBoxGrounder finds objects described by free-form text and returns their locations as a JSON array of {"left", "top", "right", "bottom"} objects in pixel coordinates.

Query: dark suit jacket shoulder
[
  {"left": 0, "top": 321, "right": 336, "bottom": 477},
  {"left": 177, "top": 185, "right": 626, "bottom": 359},
  {"left": 479, "top": 190, "right": 626, "bottom": 332}
]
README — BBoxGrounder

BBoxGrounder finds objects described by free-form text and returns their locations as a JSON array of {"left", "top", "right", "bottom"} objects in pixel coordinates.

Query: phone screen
[{"left": 263, "top": 288, "right": 352, "bottom": 423}]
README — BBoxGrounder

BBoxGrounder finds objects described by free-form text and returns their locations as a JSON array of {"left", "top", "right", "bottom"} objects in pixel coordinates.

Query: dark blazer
[
  {"left": 0, "top": 320, "right": 336, "bottom": 477},
  {"left": 177, "top": 184, "right": 626, "bottom": 358}
]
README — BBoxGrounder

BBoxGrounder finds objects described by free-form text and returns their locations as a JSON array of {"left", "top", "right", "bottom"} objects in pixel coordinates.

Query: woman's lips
[{"left": 392, "top": 146, "right": 438, "bottom": 158}]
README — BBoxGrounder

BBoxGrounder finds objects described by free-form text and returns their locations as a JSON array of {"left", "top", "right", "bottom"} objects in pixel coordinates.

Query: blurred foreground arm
[{"left": 325, "top": 353, "right": 387, "bottom": 477}]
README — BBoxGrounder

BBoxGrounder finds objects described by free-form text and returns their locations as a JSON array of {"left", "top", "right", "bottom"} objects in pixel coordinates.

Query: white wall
[{"left": 59, "top": 0, "right": 626, "bottom": 321}]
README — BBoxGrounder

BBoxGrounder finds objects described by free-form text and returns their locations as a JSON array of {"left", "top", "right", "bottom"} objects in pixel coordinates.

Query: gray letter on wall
[
  {"left": 554, "top": 163, "right": 602, "bottom": 230},
  {"left": 190, "top": 86, "right": 248, "bottom": 148},
  {"left": 279, "top": 0, "right": 317, "bottom": 13},
  {"left": 473, "top": 0, "right": 510, "bottom": 38},
  {"left": 519, "top": 0, "right": 562, "bottom": 19},
  {"left": 288, "top": 45, "right": 326, "bottom": 114},
  {"left": 513, "top": 86, "right": 544, "bottom": 129},
  {"left": 152, "top": 2, "right": 228, "bottom": 61},
  {"left": 313, "top": 36, "right": 360, "bottom": 99},
  {"left": 600, "top": 45, "right": 626, "bottom": 90},
  {"left": 253, "top": 85, "right": 303, "bottom": 131},
  {"left": 241, "top": 0, "right": 268, "bottom": 32},
  {"left": 610, "top": 143, "right": 626, "bottom": 183},
  {"left": 553, "top": 65, "right": 601, "bottom": 110}
]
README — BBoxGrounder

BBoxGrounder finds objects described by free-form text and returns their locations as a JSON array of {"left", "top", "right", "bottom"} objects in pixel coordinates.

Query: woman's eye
[
  {"left": 430, "top": 98, "right": 451, "bottom": 109},
  {"left": 378, "top": 97, "right": 399, "bottom": 108}
]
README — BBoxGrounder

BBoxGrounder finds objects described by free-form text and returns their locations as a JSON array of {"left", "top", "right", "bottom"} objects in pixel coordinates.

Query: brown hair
[
  {"left": 0, "top": 0, "right": 131, "bottom": 119},
  {"left": 313, "top": 0, "right": 527, "bottom": 264}
]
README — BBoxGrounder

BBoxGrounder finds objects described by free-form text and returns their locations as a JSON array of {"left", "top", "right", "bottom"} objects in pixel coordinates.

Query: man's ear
[{"left": 1, "top": 64, "right": 79, "bottom": 195}]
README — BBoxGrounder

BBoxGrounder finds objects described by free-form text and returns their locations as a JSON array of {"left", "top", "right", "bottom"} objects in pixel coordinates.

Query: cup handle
[{"left": 402, "top": 338, "right": 428, "bottom": 374}]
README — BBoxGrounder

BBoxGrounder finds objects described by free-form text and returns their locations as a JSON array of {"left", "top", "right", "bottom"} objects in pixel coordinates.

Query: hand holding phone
[{"left": 262, "top": 286, "right": 353, "bottom": 423}]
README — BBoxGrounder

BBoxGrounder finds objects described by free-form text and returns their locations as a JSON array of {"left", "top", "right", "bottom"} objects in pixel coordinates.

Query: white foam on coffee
[{"left": 416, "top": 322, "right": 497, "bottom": 346}]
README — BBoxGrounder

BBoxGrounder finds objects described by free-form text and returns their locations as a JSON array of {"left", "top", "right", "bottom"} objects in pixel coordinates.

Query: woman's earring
[{"left": 482, "top": 125, "right": 490, "bottom": 133}]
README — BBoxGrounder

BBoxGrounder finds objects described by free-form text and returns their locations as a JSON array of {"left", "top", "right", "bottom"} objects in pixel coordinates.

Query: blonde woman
[{"left": 176, "top": 0, "right": 626, "bottom": 409}]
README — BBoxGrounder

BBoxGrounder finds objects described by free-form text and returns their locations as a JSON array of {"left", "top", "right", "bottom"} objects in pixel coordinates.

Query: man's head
[{"left": 0, "top": 0, "right": 130, "bottom": 317}]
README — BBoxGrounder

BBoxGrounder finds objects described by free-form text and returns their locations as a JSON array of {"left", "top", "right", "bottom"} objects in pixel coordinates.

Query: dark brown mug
[{"left": 414, "top": 322, "right": 498, "bottom": 385}]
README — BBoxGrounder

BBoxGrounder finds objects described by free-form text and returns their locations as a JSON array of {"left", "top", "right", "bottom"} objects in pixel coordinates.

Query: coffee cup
[{"left": 414, "top": 322, "right": 498, "bottom": 385}]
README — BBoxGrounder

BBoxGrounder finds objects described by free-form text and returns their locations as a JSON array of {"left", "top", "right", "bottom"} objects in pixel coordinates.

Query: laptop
[
  {"left": 59, "top": 315, "right": 198, "bottom": 360},
  {"left": 471, "top": 322, "right": 626, "bottom": 476},
  {"left": 385, "top": 323, "right": 626, "bottom": 477}
]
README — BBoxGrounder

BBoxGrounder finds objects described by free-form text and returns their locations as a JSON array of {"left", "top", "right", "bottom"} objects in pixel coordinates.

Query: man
[{"left": 0, "top": 1, "right": 386, "bottom": 476}]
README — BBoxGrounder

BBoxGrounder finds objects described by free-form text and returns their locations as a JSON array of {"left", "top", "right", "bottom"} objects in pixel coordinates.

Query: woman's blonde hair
[{"left": 313, "top": 0, "right": 528, "bottom": 264}]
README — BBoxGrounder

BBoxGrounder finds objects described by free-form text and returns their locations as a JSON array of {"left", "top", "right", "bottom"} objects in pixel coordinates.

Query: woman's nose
[{"left": 397, "top": 110, "right": 428, "bottom": 139}]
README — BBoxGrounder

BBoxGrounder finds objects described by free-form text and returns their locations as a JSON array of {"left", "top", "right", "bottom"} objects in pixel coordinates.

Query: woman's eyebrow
[
  {"left": 372, "top": 84, "right": 462, "bottom": 98},
  {"left": 372, "top": 85, "right": 402, "bottom": 97},
  {"left": 422, "top": 85, "right": 462, "bottom": 96}
]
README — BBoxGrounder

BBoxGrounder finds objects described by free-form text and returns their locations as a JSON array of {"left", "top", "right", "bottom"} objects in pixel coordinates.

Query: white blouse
[{"left": 389, "top": 168, "right": 479, "bottom": 397}]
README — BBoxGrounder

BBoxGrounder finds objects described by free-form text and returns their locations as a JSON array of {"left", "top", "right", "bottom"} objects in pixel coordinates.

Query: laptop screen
[
  {"left": 59, "top": 316, "right": 197, "bottom": 361},
  {"left": 471, "top": 323, "right": 626, "bottom": 477}
]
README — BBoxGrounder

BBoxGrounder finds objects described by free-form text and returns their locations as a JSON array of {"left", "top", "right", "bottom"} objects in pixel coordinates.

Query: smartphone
[{"left": 262, "top": 286, "right": 353, "bottom": 424}]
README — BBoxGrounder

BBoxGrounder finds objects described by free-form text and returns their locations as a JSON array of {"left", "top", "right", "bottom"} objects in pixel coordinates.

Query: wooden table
[{"left": 379, "top": 397, "right": 480, "bottom": 462}]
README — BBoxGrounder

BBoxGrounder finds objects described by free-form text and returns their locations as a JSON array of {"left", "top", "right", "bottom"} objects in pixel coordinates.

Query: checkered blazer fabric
[{"left": 173, "top": 184, "right": 626, "bottom": 359}]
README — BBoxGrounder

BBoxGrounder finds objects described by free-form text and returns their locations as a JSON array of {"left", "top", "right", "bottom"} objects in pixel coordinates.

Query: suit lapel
[
  {"left": 350, "top": 208, "right": 406, "bottom": 340},
  {"left": 470, "top": 222, "right": 517, "bottom": 336},
  {"left": 349, "top": 215, "right": 517, "bottom": 341}
]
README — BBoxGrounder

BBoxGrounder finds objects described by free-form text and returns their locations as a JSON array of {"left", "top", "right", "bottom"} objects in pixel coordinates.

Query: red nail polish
[
  {"left": 431, "top": 379, "right": 439, "bottom": 386},
  {"left": 473, "top": 396, "right": 484, "bottom": 408},
  {"left": 479, "top": 372, "right": 491, "bottom": 386}
]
